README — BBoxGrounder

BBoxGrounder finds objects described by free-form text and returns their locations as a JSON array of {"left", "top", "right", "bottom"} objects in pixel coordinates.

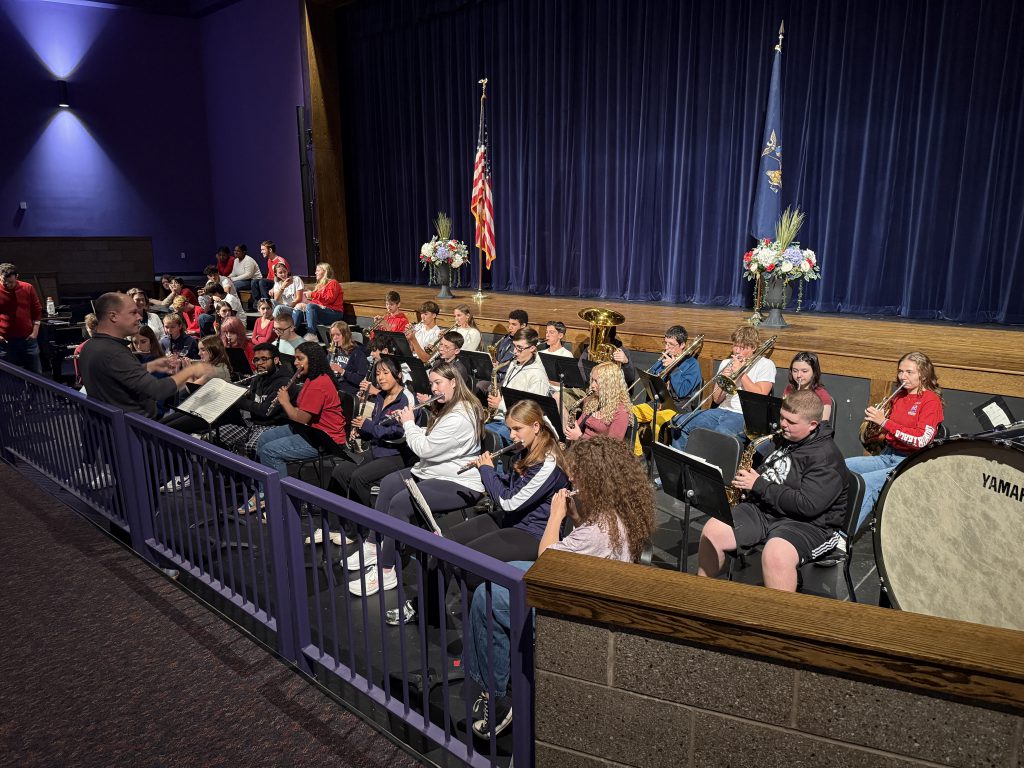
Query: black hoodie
[{"left": 750, "top": 422, "right": 849, "bottom": 531}]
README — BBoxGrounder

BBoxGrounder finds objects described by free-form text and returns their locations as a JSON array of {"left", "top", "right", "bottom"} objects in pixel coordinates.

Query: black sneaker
[
  {"left": 472, "top": 694, "right": 512, "bottom": 738},
  {"left": 471, "top": 692, "right": 488, "bottom": 719},
  {"left": 385, "top": 599, "right": 417, "bottom": 626}
]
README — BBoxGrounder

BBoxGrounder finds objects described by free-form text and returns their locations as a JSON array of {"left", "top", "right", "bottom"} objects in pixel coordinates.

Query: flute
[
  {"left": 456, "top": 440, "right": 524, "bottom": 474},
  {"left": 379, "top": 393, "right": 444, "bottom": 424}
]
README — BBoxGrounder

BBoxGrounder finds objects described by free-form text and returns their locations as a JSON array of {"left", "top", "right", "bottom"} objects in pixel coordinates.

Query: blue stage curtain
[{"left": 336, "top": 0, "right": 1024, "bottom": 324}]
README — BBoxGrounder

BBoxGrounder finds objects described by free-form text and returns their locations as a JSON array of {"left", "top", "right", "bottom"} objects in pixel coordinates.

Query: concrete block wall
[
  {"left": 0, "top": 237, "right": 154, "bottom": 298},
  {"left": 533, "top": 614, "right": 1024, "bottom": 768}
]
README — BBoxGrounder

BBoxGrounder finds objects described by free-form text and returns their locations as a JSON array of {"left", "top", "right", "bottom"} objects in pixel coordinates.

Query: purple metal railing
[{"left": 0, "top": 360, "right": 533, "bottom": 768}]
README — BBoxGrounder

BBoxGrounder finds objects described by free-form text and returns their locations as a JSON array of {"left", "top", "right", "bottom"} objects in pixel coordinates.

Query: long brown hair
[
  {"left": 454, "top": 303, "right": 479, "bottom": 328},
  {"left": 899, "top": 351, "right": 942, "bottom": 401},
  {"left": 329, "top": 320, "right": 355, "bottom": 353},
  {"left": 565, "top": 436, "right": 654, "bottom": 562},
  {"left": 505, "top": 400, "right": 566, "bottom": 476},
  {"left": 426, "top": 362, "right": 484, "bottom": 437},
  {"left": 199, "top": 335, "right": 229, "bottom": 367}
]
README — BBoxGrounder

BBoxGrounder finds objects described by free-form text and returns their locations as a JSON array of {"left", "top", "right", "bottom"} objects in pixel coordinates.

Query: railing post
[
  {"left": 114, "top": 413, "right": 158, "bottom": 565},
  {"left": 261, "top": 474, "right": 306, "bottom": 669},
  {"left": 508, "top": 577, "right": 535, "bottom": 768}
]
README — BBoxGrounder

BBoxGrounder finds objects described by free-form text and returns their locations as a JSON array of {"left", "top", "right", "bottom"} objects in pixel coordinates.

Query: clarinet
[
  {"left": 349, "top": 361, "right": 377, "bottom": 450},
  {"left": 266, "top": 370, "right": 301, "bottom": 416}
]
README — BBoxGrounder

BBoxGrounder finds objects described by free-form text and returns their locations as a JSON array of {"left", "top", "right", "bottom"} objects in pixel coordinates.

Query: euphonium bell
[{"left": 578, "top": 307, "right": 626, "bottom": 363}]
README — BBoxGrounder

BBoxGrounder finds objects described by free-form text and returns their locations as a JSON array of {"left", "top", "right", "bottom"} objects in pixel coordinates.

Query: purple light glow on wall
[{"left": 2, "top": 0, "right": 107, "bottom": 77}]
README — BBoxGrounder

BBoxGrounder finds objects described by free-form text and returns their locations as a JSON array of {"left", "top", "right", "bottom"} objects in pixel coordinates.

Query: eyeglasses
[
  {"left": 273, "top": 325, "right": 291, "bottom": 332},
  {"left": 513, "top": 344, "right": 534, "bottom": 352}
]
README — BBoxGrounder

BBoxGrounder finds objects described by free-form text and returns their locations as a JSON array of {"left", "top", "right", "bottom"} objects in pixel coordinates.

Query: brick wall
[
  {"left": 0, "top": 237, "right": 154, "bottom": 298},
  {"left": 533, "top": 613, "right": 1023, "bottom": 768}
]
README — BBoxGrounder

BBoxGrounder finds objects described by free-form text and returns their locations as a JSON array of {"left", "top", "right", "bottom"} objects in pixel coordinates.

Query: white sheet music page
[
  {"left": 179, "top": 378, "right": 247, "bottom": 423},
  {"left": 982, "top": 402, "right": 1012, "bottom": 428}
]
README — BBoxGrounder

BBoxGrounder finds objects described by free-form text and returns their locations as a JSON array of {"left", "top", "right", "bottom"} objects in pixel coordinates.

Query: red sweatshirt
[
  {"left": 310, "top": 280, "right": 344, "bottom": 310},
  {"left": 216, "top": 256, "right": 235, "bottom": 277},
  {"left": 0, "top": 280, "right": 43, "bottom": 340},
  {"left": 884, "top": 389, "right": 943, "bottom": 452}
]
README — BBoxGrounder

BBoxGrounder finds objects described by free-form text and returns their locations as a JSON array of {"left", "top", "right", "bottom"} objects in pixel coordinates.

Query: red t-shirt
[
  {"left": 216, "top": 257, "right": 235, "bottom": 277},
  {"left": 310, "top": 280, "right": 344, "bottom": 311},
  {"left": 181, "top": 305, "right": 201, "bottom": 335},
  {"left": 251, "top": 318, "right": 277, "bottom": 346},
  {"left": 782, "top": 384, "right": 834, "bottom": 410},
  {"left": 267, "top": 256, "right": 289, "bottom": 279},
  {"left": 296, "top": 373, "right": 347, "bottom": 444},
  {"left": 180, "top": 287, "right": 199, "bottom": 306},
  {"left": 383, "top": 312, "right": 409, "bottom": 333},
  {"left": 884, "top": 389, "right": 943, "bottom": 453},
  {"left": 0, "top": 280, "right": 43, "bottom": 340}
]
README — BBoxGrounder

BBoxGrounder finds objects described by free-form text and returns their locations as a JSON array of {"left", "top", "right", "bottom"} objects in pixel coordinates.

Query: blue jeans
[
  {"left": 251, "top": 279, "right": 274, "bottom": 305},
  {"left": 232, "top": 279, "right": 253, "bottom": 293},
  {"left": 296, "top": 304, "right": 346, "bottom": 335},
  {"left": 845, "top": 447, "right": 906, "bottom": 532},
  {"left": 198, "top": 313, "right": 216, "bottom": 337},
  {"left": 671, "top": 407, "right": 745, "bottom": 452},
  {"left": 255, "top": 424, "right": 318, "bottom": 477},
  {"left": 484, "top": 420, "right": 512, "bottom": 447},
  {"left": 464, "top": 561, "right": 532, "bottom": 694},
  {"left": 0, "top": 337, "right": 42, "bottom": 374}
]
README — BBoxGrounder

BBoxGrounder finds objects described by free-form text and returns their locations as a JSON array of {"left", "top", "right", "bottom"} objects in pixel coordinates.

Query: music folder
[
  {"left": 388, "top": 354, "right": 432, "bottom": 396},
  {"left": 541, "top": 354, "right": 587, "bottom": 390},
  {"left": 176, "top": 378, "right": 248, "bottom": 425},
  {"left": 375, "top": 330, "right": 413, "bottom": 358},
  {"left": 226, "top": 347, "right": 253, "bottom": 376},
  {"left": 651, "top": 442, "right": 733, "bottom": 527},
  {"left": 738, "top": 390, "right": 784, "bottom": 436},
  {"left": 501, "top": 388, "right": 566, "bottom": 442},
  {"left": 460, "top": 350, "right": 493, "bottom": 383}
]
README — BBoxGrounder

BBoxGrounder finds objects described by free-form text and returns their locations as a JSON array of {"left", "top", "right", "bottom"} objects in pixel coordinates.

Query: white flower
[
  {"left": 804, "top": 249, "right": 816, "bottom": 265},
  {"left": 780, "top": 261, "right": 793, "bottom": 273}
]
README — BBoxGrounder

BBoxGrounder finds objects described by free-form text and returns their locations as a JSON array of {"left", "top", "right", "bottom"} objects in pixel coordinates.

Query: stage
[{"left": 342, "top": 282, "right": 1024, "bottom": 403}]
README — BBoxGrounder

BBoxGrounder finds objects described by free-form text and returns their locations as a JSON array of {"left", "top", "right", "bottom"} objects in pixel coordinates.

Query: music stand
[
  {"left": 738, "top": 391, "right": 783, "bottom": 436},
  {"left": 541, "top": 354, "right": 588, "bottom": 417},
  {"left": 226, "top": 347, "right": 253, "bottom": 377},
  {"left": 579, "top": 357, "right": 599, "bottom": 383},
  {"left": 390, "top": 354, "right": 432, "bottom": 396},
  {"left": 502, "top": 388, "right": 566, "bottom": 442},
  {"left": 638, "top": 370, "right": 673, "bottom": 478},
  {"left": 460, "top": 350, "right": 493, "bottom": 384},
  {"left": 652, "top": 443, "right": 733, "bottom": 573},
  {"left": 973, "top": 396, "right": 1016, "bottom": 432},
  {"left": 376, "top": 330, "right": 413, "bottom": 358}
]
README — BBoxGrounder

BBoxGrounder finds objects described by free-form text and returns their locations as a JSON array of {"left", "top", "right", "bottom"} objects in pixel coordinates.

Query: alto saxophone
[{"left": 726, "top": 429, "right": 783, "bottom": 506}]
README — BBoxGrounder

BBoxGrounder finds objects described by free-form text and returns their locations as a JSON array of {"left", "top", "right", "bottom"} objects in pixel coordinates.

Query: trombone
[{"left": 628, "top": 334, "right": 704, "bottom": 397}]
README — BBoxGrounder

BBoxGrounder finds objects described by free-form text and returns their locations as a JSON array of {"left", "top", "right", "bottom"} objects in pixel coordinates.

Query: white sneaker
[
  {"left": 88, "top": 469, "right": 114, "bottom": 490},
  {"left": 303, "top": 332, "right": 320, "bottom": 342},
  {"left": 348, "top": 566, "right": 397, "bottom": 597},
  {"left": 344, "top": 540, "right": 378, "bottom": 570},
  {"left": 304, "top": 529, "right": 348, "bottom": 546},
  {"left": 161, "top": 475, "right": 191, "bottom": 493}
]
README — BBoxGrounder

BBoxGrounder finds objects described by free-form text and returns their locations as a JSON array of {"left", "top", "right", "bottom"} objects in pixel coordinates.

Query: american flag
[{"left": 471, "top": 113, "right": 495, "bottom": 268}]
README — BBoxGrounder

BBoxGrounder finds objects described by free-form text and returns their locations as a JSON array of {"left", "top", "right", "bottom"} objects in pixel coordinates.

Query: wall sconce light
[{"left": 58, "top": 80, "right": 69, "bottom": 108}]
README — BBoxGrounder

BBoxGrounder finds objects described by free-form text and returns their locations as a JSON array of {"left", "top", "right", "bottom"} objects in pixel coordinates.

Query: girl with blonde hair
[
  {"left": 292, "top": 261, "right": 345, "bottom": 339},
  {"left": 563, "top": 361, "right": 631, "bottom": 441}
]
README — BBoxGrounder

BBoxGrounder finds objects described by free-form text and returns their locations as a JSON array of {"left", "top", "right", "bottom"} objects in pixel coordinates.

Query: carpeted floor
[{"left": 0, "top": 463, "right": 422, "bottom": 768}]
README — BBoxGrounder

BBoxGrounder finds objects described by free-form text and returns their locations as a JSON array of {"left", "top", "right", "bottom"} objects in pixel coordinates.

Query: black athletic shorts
[{"left": 731, "top": 503, "right": 841, "bottom": 564}]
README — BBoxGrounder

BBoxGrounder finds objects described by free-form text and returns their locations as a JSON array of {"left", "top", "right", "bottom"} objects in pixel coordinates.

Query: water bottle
[{"left": 46, "top": 296, "right": 56, "bottom": 316}]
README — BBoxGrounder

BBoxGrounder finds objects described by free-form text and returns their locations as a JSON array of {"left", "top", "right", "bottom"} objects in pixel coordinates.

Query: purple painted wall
[
  {"left": 200, "top": 0, "right": 307, "bottom": 274},
  {"left": 0, "top": 0, "right": 307, "bottom": 276}
]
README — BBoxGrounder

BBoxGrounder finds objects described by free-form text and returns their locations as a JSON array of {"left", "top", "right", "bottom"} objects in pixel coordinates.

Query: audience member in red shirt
[
  {"left": 215, "top": 246, "right": 235, "bottom": 278},
  {"left": 292, "top": 262, "right": 346, "bottom": 339},
  {"left": 251, "top": 299, "right": 278, "bottom": 346},
  {"left": 251, "top": 240, "right": 288, "bottom": 308},
  {"left": 0, "top": 262, "right": 44, "bottom": 373}
]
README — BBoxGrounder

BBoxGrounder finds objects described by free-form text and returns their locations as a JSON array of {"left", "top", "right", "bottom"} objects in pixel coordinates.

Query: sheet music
[
  {"left": 402, "top": 477, "right": 443, "bottom": 535},
  {"left": 680, "top": 452, "right": 724, "bottom": 479},
  {"left": 982, "top": 402, "right": 1012, "bottom": 428},
  {"left": 178, "top": 378, "right": 247, "bottom": 424}
]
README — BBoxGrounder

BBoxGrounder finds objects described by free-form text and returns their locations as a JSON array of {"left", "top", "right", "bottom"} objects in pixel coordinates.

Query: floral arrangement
[
  {"left": 743, "top": 207, "right": 821, "bottom": 313},
  {"left": 420, "top": 211, "right": 469, "bottom": 286}
]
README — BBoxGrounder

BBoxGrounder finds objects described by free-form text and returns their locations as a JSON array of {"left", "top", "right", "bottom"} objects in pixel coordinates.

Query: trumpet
[
  {"left": 456, "top": 440, "right": 524, "bottom": 474},
  {"left": 629, "top": 334, "right": 705, "bottom": 396},
  {"left": 859, "top": 382, "right": 906, "bottom": 454},
  {"left": 379, "top": 393, "right": 445, "bottom": 425},
  {"left": 422, "top": 325, "right": 455, "bottom": 361}
]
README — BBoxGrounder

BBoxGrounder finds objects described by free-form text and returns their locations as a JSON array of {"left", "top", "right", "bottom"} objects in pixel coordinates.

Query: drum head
[{"left": 874, "top": 438, "right": 1024, "bottom": 630}]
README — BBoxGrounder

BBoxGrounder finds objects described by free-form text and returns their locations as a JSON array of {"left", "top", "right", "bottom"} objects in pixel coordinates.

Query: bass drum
[{"left": 873, "top": 437, "right": 1024, "bottom": 631}]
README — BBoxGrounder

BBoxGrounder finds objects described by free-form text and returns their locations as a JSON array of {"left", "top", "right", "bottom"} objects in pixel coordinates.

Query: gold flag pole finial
[
  {"left": 776, "top": 21, "right": 784, "bottom": 53},
  {"left": 478, "top": 77, "right": 488, "bottom": 101}
]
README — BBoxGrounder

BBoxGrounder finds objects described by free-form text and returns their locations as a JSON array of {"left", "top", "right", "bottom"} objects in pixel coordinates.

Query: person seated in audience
[
  {"left": 270, "top": 262, "right": 306, "bottom": 319},
  {"left": 372, "top": 290, "right": 410, "bottom": 334},
  {"left": 672, "top": 324, "right": 776, "bottom": 452},
  {"left": 578, "top": 325, "right": 636, "bottom": 387},
  {"left": 154, "top": 276, "right": 182, "bottom": 307},
  {"left": 203, "top": 282, "right": 243, "bottom": 315},
  {"left": 251, "top": 298, "right": 277, "bottom": 346},
  {"left": 783, "top": 351, "right": 832, "bottom": 421},
  {"left": 127, "top": 288, "right": 164, "bottom": 338},
  {"left": 452, "top": 303, "right": 481, "bottom": 351},
  {"left": 153, "top": 274, "right": 173, "bottom": 303},
  {"left": 201, "top": 265, "right": 238, "bottom": 298},
  {"left": 251, "top": 239, "right": 288, "bottom": 306},
  {"left": 563, "top": 361, "right": 631, "bottom": 442},
  {"left": 196, "top": 335, "right": 232, "bottom": 382},
  {"left": 228, "top": 243, "right": 262, "bottom": 296},
  {"left": 348, "top": 363, "right": 485, "bottom": 596},
  {"left": 243, "top": 342, "right": 347, "bottom": 508},
  {"left": 329, "top": 321, "right": 369, "bottom": 396},
  {"left": 200, "top": 296, "right": 237, "bottom": 337},
  {"left": 219, "top": 343, "right": 295, "bottom": 456},
  {"left": 463, "top": 435, "right": 654, "bottom": 739},
  {"left": 170, "top": 295, "right": 202, "bottom": 337},
  {"left": 845, "top": 351, "right": 943, "bottom": 532},
  {"left": 292, "top": 262, "right": 345, "bottom": 340},
  {"left": 631, "top": 324, "right": 702, "bottom": 455},
  {"left": 160, "top": 313, "right": 199, "bottom": 359},
  {"left": 219, "top": 315, "right": 253, "bottom": 370},
  {"left": 485, "top": 328, "right": 550, "bottom": 445},
  {"left": 330, "top": 356, "right": 415, "bottom": 509},
  {"left": 541, "top": 320, "right": 572, "bottom": 358},
  {"left": 697, "top": 390, "right": 849, "bottom": 592},
  {"left": 404, "top": 300, "right": 443, "bottom": 362},
  {"left": 214, "top": 245, "right": 235, "bottom": 279},
  {"left": 272, "top": 313, "right": 302, "bottom": 358}
]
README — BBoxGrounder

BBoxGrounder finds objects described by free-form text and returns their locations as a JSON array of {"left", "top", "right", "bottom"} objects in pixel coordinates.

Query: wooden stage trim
[
  {"left": 526, "top": 551, "right": 1024, "bottom": 714},
  {"left": 342, "top": 282, "right": 1024, "bottom": 398}
]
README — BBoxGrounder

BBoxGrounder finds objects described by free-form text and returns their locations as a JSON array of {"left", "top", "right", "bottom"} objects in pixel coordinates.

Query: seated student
[
  {"left": 485, "top": 328, "right": 550, "bottom": 445},
  {"left": 451, "top": 303, "right": 481, "bottom": 351},
  {"left": 160, "top": 313, "right": 199, "bottom": 359},
  {"left": 631, "top": 324, "right": 702, "bottom": 454},
  {"left": 540, "top": 320, "right": 572, "bottom": 358},
  {"left": 330, "top": 356, "right": 414, "bottom": 508},
  {"left": 462, "top": 436, "right": 654, "bottom": 739},
  {"left": 246, "top": 342, "right": 347, "bottom": 500},
  {"left": 219, "top": 343, "right": 295, "bottom": 456},
  {"left": 130, "top": 325, "right": 168, "bottom": 415},
  {"left": 251, "top": 240, "right": 288, "bottom": 306},
  {"left": 219, "top": 315, "right": 254, "bottom": 370},
  {"left": 197, "top": 334, "right": 232, "bottom": 382},
  {"left": 127, "top": 288, "right": 164, "bottom": 338},
  {"left": 199, "top": 296, "right": 237, "bottom": 337},
  {"left": 170, "top": 295, "right": 202, "bottom": 337},
  {"left": 563, "top": 362, "right": 631, "bottom": 442},
  {"left": 494, "top": 309, "right": 528, "bottom": 373},
  {"left": 270, "top": 262, "right": 306, "bottom": 319},
  {"left": 430, "top": 330, "right": 471, "bottom": 387},
  {"left": 578, "top": 325, "right": 637, "bottom": 387},
  {"left": 292, "top": 262, "right": 345, "bottom": 339},
  {"left": 783, "top": 351, "right": 832, "bottom": 421},
  {"left": 328, "top": 321, "right": 370, "bottom": 396},
  {"left": 348, "top": 363, "right": 485, "bottom": 596},
  {"left": 671, "top": 324, "right": 775, "bottom": 452},
  {"left": 272, "top": 313, "right": 302, "bottom": 357},
  {"left": 251, "top": 299, "right": 277, "bottom": 346},
  {"left": 404, "top": 300, "right": 444, "bottom": 363},
  {"left": 697, "top": 390, "right": 848, "bottom": 592},
  {"left": 228, "top": 243, "right": 263, "bottom": 295},
  {"left": 372, "top": 290, "right": 410, "bottom": 334},
  {"left": 214, "top": 245, "right": 235, "bottom": 279},
  {"left": 152, "top": 274, "right": 174, "bottom": 304}
]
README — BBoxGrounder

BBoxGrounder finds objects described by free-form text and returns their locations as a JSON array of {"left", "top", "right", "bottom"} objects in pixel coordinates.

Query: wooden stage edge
[{"left": 342, "top": 282, "right": 1024, "bottom": 399}]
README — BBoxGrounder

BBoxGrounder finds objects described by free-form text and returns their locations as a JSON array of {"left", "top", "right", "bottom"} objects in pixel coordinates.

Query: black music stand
[
  {"left": 637, "top": 370, "right": 673, "bottom": 478},
  {"left": 652, "top": 442, "right": 732, "bottom": 573},
  {"left": 390, "top": 354, "right": 432, "bottom": 396},
  {"left": 973, "top": 396, "right": 1016, "bottom": 432},
  {"left": 226, "top": 347, "right": 253, "bottom": 377},
  {"left": 541, "top": 354, "right": 588, "bottom": 418},
  {"left": 376, "top": 330, "right": 413, "bottom": 358},
  {"left": 502, "top": 389, "right": 566, "bottom": 442},
  {"left": 738, "top": 391, "right": 783, "bottom": 436},
  {"left": 579, "top": 357, "right": 599, "bottom": 383},
  {"left": 460, "top": 350, "right": 493, "bottom": 384}
]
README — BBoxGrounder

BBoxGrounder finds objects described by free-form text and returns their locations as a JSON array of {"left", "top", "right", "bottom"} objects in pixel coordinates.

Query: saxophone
[{"left": 726, "top": 429, "right": 783, "bottom": 505}]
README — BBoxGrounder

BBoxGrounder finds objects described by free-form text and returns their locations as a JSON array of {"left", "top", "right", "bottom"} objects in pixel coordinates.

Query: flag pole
[{"left": 473, "top": 78, "right": 488, "bottom": 301}]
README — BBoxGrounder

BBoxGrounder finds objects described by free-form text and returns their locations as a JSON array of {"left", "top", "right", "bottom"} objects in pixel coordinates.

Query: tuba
[{"left": 579, "top": 307, "right": 625, "bottom": 363}]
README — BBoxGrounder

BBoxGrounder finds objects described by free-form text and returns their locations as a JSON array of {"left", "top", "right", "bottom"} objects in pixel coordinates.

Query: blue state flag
[{"left": 750, "top": 33, "right": 783, "bottom": 240}]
